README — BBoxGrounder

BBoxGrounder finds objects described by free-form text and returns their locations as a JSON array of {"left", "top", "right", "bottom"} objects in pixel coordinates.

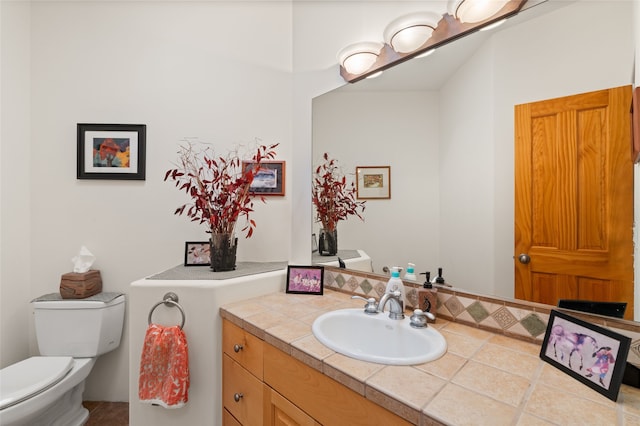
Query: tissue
[{"left": 71, "top": 246, "right": 96, "bottom": 273}]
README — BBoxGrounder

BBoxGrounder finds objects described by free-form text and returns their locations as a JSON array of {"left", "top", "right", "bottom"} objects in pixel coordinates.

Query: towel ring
[{"left": 148, "top": 292, "right": 186, "bottom": 329}]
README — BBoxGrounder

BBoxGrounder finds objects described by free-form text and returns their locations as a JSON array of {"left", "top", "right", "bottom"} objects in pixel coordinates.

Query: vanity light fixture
[
  {"left": 337, "top": 42, "right": 384, "bottom": 75},
  {"left": 383, "top": 12, "right": 441, "bottom": 54},
  {"left": 448, "top": 0, "right": 510, "bottom": 24},
  {"left": 366, "top": 71, "right": 383, "bottom": 79}
]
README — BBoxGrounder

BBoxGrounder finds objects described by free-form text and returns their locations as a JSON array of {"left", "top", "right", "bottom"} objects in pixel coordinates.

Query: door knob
[{"left": 518, "top": 253, "right": 531, "bottom": 264}]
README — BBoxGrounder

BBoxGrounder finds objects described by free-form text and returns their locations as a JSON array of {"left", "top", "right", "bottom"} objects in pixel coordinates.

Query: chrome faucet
[{"left": 377, "top": 290, "right": 404, "bottom": 320}]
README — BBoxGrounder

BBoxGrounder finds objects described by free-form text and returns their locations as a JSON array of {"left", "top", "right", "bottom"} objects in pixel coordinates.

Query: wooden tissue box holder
[{"left": 60, "top": 270, "right": 102, "bottom": 299}]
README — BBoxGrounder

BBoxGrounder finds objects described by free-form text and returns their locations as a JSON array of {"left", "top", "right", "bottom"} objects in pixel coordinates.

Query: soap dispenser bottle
[
  {"left": 404, "top": 263, "right": 417, "bottom": 281},
  {"left": 385, "top": 267, "right": 406, "bottom": 308},
  {"left": 417, "top": 271, "right": 437, "bottom": 321}
]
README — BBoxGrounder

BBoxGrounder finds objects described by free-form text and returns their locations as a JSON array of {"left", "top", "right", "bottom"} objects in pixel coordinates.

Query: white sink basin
[{"left": 312, "top": 308, "right": 447, "bottom": 365}]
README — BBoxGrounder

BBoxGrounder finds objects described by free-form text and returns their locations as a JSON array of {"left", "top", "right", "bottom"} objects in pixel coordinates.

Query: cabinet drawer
[
  {"left": 223, "top": 354, "right": 265, "bottom": 426},
  {"left": 223, "top": 319, "right": 264, "bottom": 379}
]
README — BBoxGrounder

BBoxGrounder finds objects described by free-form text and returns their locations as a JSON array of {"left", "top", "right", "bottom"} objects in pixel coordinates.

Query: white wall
[{"left": 0, "top": 0, "right": 32, "bottom": 367}]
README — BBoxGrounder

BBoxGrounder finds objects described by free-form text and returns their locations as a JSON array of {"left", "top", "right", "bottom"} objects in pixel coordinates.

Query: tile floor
[{"left": 83, "top": 401, "right": 129, "bottom": 425}]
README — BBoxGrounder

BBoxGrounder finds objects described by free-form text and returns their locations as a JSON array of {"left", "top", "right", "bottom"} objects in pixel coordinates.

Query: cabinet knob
[
  {"left": 233, "top": 393, "right": 243, "bottom": 402},
  {"left": 233, "top": 344, "right": 243, "bottom": 353}
]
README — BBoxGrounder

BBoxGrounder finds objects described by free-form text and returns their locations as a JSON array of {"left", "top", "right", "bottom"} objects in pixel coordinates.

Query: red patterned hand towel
[{"left": 138, "top": 323, "right": 190, "bottom": 408}]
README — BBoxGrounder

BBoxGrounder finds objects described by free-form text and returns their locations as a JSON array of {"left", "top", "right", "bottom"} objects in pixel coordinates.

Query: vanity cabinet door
[
  {"left": 222, "top": 354, "right": 265, "bottom": 426},
  {"left": 265, "top": 387, "right": 320, "bottom": 426},
  {"left": 223, "top": 408, "right": 242, "bottom": 426}
]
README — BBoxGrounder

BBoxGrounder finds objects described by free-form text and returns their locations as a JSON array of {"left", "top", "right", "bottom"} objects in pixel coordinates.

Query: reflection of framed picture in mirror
[
  {"left": 243, "top": 160, "right": 285, "bottom": 196},
  {"left": 356, "top": 166, "right": 390, "bottom": 199}
]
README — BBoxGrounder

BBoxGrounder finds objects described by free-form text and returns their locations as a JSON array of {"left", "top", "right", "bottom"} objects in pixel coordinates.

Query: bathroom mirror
[{"left": 312, "top": 0, "right": 637, "bottom": 314}]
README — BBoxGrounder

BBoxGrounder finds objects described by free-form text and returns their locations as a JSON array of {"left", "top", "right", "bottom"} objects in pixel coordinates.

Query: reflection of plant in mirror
[{"left": 312, "top": 153, "right": 366, "bottom": 232}]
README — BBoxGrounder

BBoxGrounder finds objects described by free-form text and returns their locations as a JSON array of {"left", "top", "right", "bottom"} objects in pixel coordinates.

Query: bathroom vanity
[
  {"left": 220, "top": 289, "right": 640, "bottom": 425},
  {"left": 222, "top": 319, "right": 409, "bottom": 425}
]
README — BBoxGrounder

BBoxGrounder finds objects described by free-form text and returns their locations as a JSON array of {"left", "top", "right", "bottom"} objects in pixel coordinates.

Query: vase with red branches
[
  {"left": 165, "top": 140, "right": 278, "bottom": 271},
  {"left": 312, "top": 153, "right": 365, "bottom": 256}
]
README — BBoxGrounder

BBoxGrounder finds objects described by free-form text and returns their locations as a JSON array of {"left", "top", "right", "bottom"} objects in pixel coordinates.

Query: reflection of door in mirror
[{"left": 514, "top": 86, "right": 634, "bottom": 320}]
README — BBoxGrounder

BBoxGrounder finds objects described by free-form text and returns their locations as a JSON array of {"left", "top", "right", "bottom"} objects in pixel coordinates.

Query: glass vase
[
  {"left": 210, "top": 233, "right": 238, "bottom": 272},
  {"left": 318, "top": 228, "right": 338, "bottom": 256}
]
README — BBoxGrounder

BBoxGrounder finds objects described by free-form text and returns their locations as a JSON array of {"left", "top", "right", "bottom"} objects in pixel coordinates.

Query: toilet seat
[{"left": 0, "top": 356, "right": 73, "bottom": 410}]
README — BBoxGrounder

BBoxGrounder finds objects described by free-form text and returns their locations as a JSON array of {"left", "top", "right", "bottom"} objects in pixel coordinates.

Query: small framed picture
[
  {"left": 286, "top": 265, "right": 324, "bottom": 295},
  {"left": 77, "top": 123, "right": 146, "bottom": 180},
  {"left": 243, "top": 160, "right": 285, "bottom": 196},
  {"left": 356, "top": 166, "right": 390, "bottom": 199},
  {"left": 184, "top": 241, "right": 211, "bottom": 266},
  {"left": 540, "top": 309, "right": 631, "bottom": 401}
]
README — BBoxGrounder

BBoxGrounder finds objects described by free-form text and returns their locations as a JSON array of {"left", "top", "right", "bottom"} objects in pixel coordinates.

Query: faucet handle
[
  {"left": 351, "top": 295, "right": 379, "bottom": 314},
  {"left": 409, "top": 309, "right": 435, "bottom": 328}
]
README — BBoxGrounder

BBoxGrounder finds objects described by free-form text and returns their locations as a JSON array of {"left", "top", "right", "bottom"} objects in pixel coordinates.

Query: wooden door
[{"left": 514, "top": 85, "right": 634, "bottom": 320}]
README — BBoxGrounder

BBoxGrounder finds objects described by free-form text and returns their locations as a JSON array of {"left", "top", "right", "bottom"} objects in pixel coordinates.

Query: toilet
[{"left": 0, "top": 293, "right": 125, "bottom": 426}]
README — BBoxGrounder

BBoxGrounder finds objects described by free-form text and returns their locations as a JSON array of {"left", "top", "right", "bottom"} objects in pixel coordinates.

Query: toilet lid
[{"left": 0, "top": 356, "right": 73, "bottom": 410}]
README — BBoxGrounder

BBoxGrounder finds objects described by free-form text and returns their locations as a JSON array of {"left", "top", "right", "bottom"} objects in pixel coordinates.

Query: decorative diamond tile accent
[
  {"left": 324, "top": 271, "right": 336, "bottom": 286},
  {"left": 360, "top": 279, "right": 373, "bottom": 295},
  {"left": 456, "top": 296, "right": 476, "bottom": 309},
  {"left": 444, "top": 296, "right": 465, "bottom": 317},
  {"left": 492, "top": 307, "right": 518, "bottom": 330},
  {"left": 346, "top": 276, "right": 359, "bottom": 291},
  {"left": 467, "top": 301, "right": 490, "bottom": 324},
  {"left": 333, "top": 273, "right": 345, "bottom": 288},
  {"left": 519, "top": 313, "right": 548, "bottom": 337}
]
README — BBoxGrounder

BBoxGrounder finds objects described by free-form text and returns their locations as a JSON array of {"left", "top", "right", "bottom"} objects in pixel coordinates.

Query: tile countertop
[{"left": 219, "top": 290, "right": 640, "bottom": 426}]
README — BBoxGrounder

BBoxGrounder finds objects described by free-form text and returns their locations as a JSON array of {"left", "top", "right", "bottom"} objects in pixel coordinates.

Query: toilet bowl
[{"left": 0, "top": 293, "right": 125, "bottom": 426}]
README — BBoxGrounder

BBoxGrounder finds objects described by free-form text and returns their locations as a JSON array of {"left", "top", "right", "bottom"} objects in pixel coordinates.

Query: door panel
[{"left": 515, "top": 86, "right": 634, "bottom": 320}]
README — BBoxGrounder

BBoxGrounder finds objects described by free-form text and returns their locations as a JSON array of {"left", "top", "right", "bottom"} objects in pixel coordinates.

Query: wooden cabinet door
[
  {"left": 514, "top": 85, "right": 634, "bottom": 319},
  {"left": 265, "top": 387, "right": 320, "bottom": 426}
]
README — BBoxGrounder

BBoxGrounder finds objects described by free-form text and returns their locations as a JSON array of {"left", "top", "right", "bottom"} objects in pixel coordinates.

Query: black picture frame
[
  {"left": 286, "top": 265, "right": 324, "bottom": 295},
  {"left": 243, "top": 161, "right": 285, "bottom": 196},
  {"left": 184, "top": 241, "right": 210, "bottom": 266},
  {"left": 540, "top": 309, "right": 631, "bottom": 401},
  {"left": 77, "top": 123, "right": 146, "bottom": 180}
]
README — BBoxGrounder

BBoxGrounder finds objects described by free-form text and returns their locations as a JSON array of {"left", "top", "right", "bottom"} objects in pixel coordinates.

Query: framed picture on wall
[
  {"left": 243, "top": 161, "right": 285, "bottom": 196},
  {"left": 356, "top": 166, "right": 390, "bottom": 199},
  {"left": 77, "top": 123, "right": 146, "bottom": 180}
]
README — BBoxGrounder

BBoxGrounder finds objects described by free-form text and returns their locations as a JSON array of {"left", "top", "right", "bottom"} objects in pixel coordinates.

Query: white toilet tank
[{"left": 32, "top": 294, "right": 125, "bottom": 357}]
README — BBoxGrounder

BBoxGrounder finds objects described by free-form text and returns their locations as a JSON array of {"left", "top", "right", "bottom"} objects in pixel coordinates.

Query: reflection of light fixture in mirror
[
  {"left": 337, "top": 42, "right": 384, "bottom": 75},
  {"left": 383, "top": 12, "right": 441, "bottom": 54},
  {"left": 448, "top": 0, "right": 509, "bottom": 23},
  {"left": 415, "top": 48, "right": 436, "bottom": 59}
]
